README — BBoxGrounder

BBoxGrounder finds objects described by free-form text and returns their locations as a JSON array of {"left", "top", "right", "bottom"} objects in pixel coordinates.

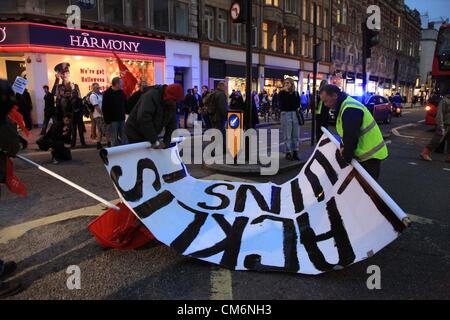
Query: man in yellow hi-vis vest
[{"left": 319, "top": 85, "right": 388, "bottom": 180}]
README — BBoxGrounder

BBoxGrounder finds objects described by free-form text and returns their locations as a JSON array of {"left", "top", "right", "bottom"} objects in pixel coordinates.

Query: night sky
[{"left": 405, "top": 0, "right": 449, "bottom": 26}]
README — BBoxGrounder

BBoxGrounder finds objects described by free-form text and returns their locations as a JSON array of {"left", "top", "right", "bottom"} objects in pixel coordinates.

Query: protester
[
  {"left": 127, "top": 81, "right": 148, "bottom": 114},
  {"left": 193, "top": 86, "right": 202, "bottom": 121},
  {"left": 67, "top": 90, "right": 87, "bottom": 148},
  {"left": 316, "top": 80, "right": 330, "bottom": 141},
  {"left": 52, "top": 62, "right": 81, "bottom": 117},
  {"left": 102, "top": 77, "right": 128, "bottom": 146},
  {"left": 420, "top": 83, "right": 450, "bottom": 163},
  {"left": 320, "top": 84, "right": 388, "bottom": 180},
  {"left": 210, "top": 82, "right": 229, "bottom": 135},
  {"left": 279, "top": 78, "right": 301, "bottom": 161},
  {"left": 0, "top": 79, "right": 23, "bottom": 298},
  {"left": 125, "top": 84, "right": 184, "bottom": 148},
  {"left": 244, "top": 91, "right": 259, "bottom": 130},
  {"left": 200, "top": 85, "right": 212, "bottom": 129},
  {"left": 37, "top": 114, "right": 73, "bottom": 164},
  {"left": 16, "top": 88, "right": 33, "bottom": 131},
  {"left": 89, "top": 83, "right": 109, "bottom": 150},
  {"left": 40, "top": 85, "right": 55, "bottom": 136}
]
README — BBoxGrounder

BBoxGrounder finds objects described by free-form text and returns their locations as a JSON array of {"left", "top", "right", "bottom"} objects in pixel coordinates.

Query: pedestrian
[
  {"left": 127, "top": 81, "right": 148, "bottom": 115},
  {"left": 300, "top": 92, "right": 309, "bottom": 117},
  {"left": 16, "top": 88, "right": 33, "bottom": 131},
  {"left": 41, "top": 85, "right": 55, "bottom": 136},
  {"left": 0, "top": 79, "right": 23, "bottom": 298},
  {"left": 207, "top": 82, "right": 229, "bottom": 154},
  {"left": 420, "top": 83, "right": 450, "bottom": 163},
  {"left": 183, "top": 89, "right": 196, "bottom": 128},
  {"left": 68, "top": 90, "right": 87, "bottom": 148},
  {"left": 125, "top": 84, "right": 184, "bottom": 148},
  {"left": 316, "top": 80, "right": 330, "bottom": 141},
  {"left": 279, "top": 78, "right": 301, "bottom": 161},
  {"left": 320, "top": 84, "right": 389, "bottom": 180},
  {"left": 193, "top": 86, "right": 202, "bottom": 122},
  {"left": 200, "top": 85, "right": 212, "bottom": 130},
  {"left": 89, "top": 83, "right": 109, "bottom": 150},
  {"left": 102, "top": 77, "right": 128, "bottom": 147}
]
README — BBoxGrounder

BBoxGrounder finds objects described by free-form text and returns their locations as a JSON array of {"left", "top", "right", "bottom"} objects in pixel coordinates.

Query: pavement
[{"left": 1, "top": 106, "right": 449, "bottom": 300}]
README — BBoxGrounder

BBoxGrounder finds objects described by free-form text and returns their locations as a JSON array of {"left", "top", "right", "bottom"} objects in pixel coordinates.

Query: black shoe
[
  {"left": 0, "top": 281, "right": 23, "bottom": 299},
  {"left": 0, "top": 261, "right": 17, "bottom": 280},
  {"left": 292, "top": 151, "right": 301, "bottom": 161},
  {"left": 107, "top": 142, "right": 111, "bottom": 148},
  {"left": 96, "top": 142, "right": 103, "bottom": 150},
  {"left": 286, "top": 152, "right": 292, "bottom": 161}
]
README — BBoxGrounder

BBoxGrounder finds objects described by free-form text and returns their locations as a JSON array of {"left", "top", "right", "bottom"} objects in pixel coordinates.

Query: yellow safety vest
[
  {"left": 336, "top": 96, "right": 388, "bottom": 162},
  {"left": 315, "top": 101, "right": 323, "bottom": 115}
]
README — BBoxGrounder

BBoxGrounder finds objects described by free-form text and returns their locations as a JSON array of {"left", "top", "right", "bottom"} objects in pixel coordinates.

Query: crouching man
[{"left": 125, "top": 84, "right": 184, "bottom": 149}]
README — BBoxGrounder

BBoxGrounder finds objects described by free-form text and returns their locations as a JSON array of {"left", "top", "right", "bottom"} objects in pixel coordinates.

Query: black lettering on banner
[
  {"left": 189, "top": 214, "right": 249, "bottom": 269},
  {"left": 133, "top": 190, "right": 175, "bottom": 219},
  {"left": 170, "top": 201, "right": 208, "bottom": 253},
  {"left": 338, "top": 169, "right": 406, "bottom": 233},
  {"left": 335, "top": 149, "right": 350, "bottom": 169},
  {"left": 291, "top": 179, "right": 304, "bottom": 213},
  {"left": 198, "top": 183, "right": 235, "bottom": 210},
  {"left": 110, "top": 158, "right": 161, "bottom": 202},
  {"left": 244, "top": 215, "right": 299, "bottom": 273},
  {"left": 162, "top": 167, "right": 187, "bottom": 184},
  {"left": 234, "top": 185, "right": 281, "bottom": 215},
  {"left": 304, "top": 151, "right": 339, "bottom": 202},
  {"left": 297, "top": 197, "right": 356, "bottom": 272},
  {"left": 319, "top": 138, "right": 331, "bottom": 147}
]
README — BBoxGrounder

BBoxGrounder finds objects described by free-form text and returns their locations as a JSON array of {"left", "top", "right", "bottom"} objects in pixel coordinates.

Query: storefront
[
  {"left": 264, "top": 68, "right": 299, "bottom": 95},
  {"left": 368, "top": 75, "right": 379, "bottom": 94},
  {"left": 0, "top": 22, "right": 165, "bottom": 125}
]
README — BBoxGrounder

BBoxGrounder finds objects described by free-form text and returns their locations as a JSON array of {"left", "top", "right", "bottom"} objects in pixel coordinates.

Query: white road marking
[
  {"left": 444, "top": 168, "right": 450, "bottom": 172},
  {"left": 408, "top": 162, "right": 418, "bottom": 166},
  {"left": 386, "top": 140, "right": 392, "bottom": 145},
  {"left": 210, "top": 267, "right": 233, "bottom": 300},
  {"left": 391, "top": 120, "right": 426, "bottom": 139}
]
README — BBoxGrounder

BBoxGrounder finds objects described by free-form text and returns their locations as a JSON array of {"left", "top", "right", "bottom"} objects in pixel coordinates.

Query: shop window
[
  {"left": 262, "top": 23, "right": 269, "bottom": 49},
  {"left": 271, "top": 32, "right": 277, "bottom": 52},
  {"left": 324, "top": 9, "right": 328, "bottom": 28},
  {"left": 232, "top": 23, "right": 242, "bottom": 45},
  {"left": 104, "top": 0, "right": 124, "bottom": 25},
  {"left": 218, "top": 10, "right": 228, "bottom": 42},
  {"left": 302, "top": 34, "right": 307, "bottom": 56},
  {"left": 283, "top": 29, "right": 287, "bottom": 54},
  {"left": 154, "top": 1, "right": 169, "bottom": 32},
  {"left": 204, "top": 6, "right": 214, "bottom": 41},
  {"left": 336, "top": 0, "right": 341, "bottom": 24},
  {"left": 175, "top": 1, "right": 189, "bottom": 35},
  {"left": 265, "top": 0, "right": 279, "bottom": 6}
]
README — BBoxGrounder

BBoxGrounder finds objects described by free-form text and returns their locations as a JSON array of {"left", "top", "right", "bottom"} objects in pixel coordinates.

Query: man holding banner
[{"left": 320, "top": 84, "right": 388, "bottom": 180}]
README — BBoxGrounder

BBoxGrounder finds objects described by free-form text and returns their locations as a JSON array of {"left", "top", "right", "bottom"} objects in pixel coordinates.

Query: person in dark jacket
[
  {"left": 125, "top": 84, "right": 184, "bottom": 149},
  {"left": 199, "top": 85, "right": 212, "bottom": 130},
  {"left": 279, "top": 78, "right": 301, "bottom": 161},
  {"left": 37, "top": 114, "right": 73, "bottom": 164},
  {"left": 127, "top": 81, "right": 148, "bottom": 115},
  {"left": 183, "top": 89, "right": 197, "bottom": 128},
  {"left": 41, "top": 85, "right": 55, "bottom": 135},
  {"left": 0, "top": 79, "right": 23, "bottom": 298},
  {"left": 16, "top": 89, "right": 33, "bottom": 130},
  {"left": 67, "top": 90, "right": 87, "bottom": 148},
  {"left": 102, "top": 77, "right": 128, "bottom": 146}
]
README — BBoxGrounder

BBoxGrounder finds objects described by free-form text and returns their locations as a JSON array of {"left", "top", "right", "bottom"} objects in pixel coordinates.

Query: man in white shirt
[{"left": 89, "top": 83, "right": 109, "bottom": 149}]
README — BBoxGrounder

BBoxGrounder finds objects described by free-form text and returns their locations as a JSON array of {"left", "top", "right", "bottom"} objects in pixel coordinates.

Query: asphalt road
[{"left": 0, "top": 107, "right": 449, "bottom": 300}]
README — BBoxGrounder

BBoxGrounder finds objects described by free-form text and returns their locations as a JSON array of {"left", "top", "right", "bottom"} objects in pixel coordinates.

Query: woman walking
[{"left": 279, "top": 78, "right": 301, "bottom": 161}]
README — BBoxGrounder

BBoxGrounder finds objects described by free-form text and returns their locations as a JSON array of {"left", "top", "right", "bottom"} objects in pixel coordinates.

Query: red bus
[{"left": 432, "top": 23, "right": 450, "bottom": 80}]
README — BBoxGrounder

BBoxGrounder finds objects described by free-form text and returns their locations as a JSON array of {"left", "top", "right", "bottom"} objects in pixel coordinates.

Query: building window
[
  {"left": 262, "top": 23, "right": 269, "bottom": 49},
  {"left": 397, "top": 16, "right": 401, "bottom": 28},
  {"left": 342, "top": 4, "right": 347, "bottom": 25},
  {"left": 204, "top": 6, "right": 214, "bottom": 41},
  {"left": 317, "top": 5, "right": 321, "bottom": 26},
  {"left": 310, "top": 2, "right": 314, "bottom": 24},
  {"left": 104, "top": 0, "right": 123, "bottom": 24},
  {"left": 271, "top": 32, "right": 278, "bottom": 52},
  {"left": 266, "top": 0, "right": 279, "bottom": 6},
  {"left": 283, "top": 29, "right": 288, "bottom": 54},
  {"left": 309, "top": 37, "right": 313, "bottom": 57},
  {"left": 174, "top": 1, "right": 189, "bottom": 35},
  {"left": 285, "top": 0, "right": 296, "bottom": 13},
  {"left": 128, "top": 0, "right": 146, "bottom": 28},
  {"left": 232, "top": 23, "right": 242, "bottom": 45},
  {"left": 336, "top": 9, "right": 341, "bottom": 24},
  {"left": 302, "top": 34, "right": 307, "bottom": 56},
  {"left": 218, "top": 10, "right": 228, "bottom": 42},
  {"left": 324, "top": 9, "right": 328, "bottom": 28},
  {"left": 302, "top": 1, "right": 307, "bottom": 21},
  {"left": 396, "top": 35, "right": 400, "bottom": 51},
  {"left": 290, "top": 40, "right": 295, "bottom": 55},
  {"left": 154, "top": 1, "right": 169, "bottom": 31}
]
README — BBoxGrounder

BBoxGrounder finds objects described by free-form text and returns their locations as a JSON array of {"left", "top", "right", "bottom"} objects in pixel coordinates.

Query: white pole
[
  {"left": 16, "top": 155, "right": 120, "bottom": 211},
  {"left": 321, "top": 128, "right": 409, "bottom": 223}
]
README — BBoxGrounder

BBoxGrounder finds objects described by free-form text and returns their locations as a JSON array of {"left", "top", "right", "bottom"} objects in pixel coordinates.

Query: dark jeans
[
  {"left": 360, "top": 159, "right": 382, "bottom": 181},
  {"left": 202, "top": 114, "right": 212, "bottom": 130},
  {"left": 71, "top": 114, "right": 86, "bottom": 147},
  {"left": 184, "top": 111, "right": 190, "bottom": 128}
]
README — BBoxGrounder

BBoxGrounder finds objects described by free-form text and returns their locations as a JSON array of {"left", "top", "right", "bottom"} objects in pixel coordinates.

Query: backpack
[{"left": 82, "top": 91, "right": 94, "bottom": 114}]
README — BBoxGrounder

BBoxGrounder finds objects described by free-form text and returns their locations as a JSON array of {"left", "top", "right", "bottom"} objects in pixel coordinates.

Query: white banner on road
[{"left": 101, "top": 130, "right": 407, "bottom": 275}]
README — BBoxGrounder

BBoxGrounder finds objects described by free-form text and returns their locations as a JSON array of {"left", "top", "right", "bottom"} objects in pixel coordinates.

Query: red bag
[
  {"left": 5, "top": 157, "right": 27, "bottom": 197},
  {"left": 8, "top": 106, "right": 30, "bottom": 137},
  {"left": 88, "top": 202, "right": 155, "bottom": 250}
]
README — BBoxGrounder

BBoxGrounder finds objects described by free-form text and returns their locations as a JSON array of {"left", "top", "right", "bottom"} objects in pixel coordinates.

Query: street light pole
[
  {"left": 245, "top": 0, "right": 253, "bottom": 131},
  {"left": 311, "top": 3, "right": 318, "bottom": 146}
]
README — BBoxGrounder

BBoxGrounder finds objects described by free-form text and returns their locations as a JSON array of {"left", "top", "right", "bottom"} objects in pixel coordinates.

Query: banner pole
[
  {"left": 16, "top": 155, "right": 120, "bottom": 211},
  {"left": 321, "top": 128, "right": 409, "bottom": 224}
]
